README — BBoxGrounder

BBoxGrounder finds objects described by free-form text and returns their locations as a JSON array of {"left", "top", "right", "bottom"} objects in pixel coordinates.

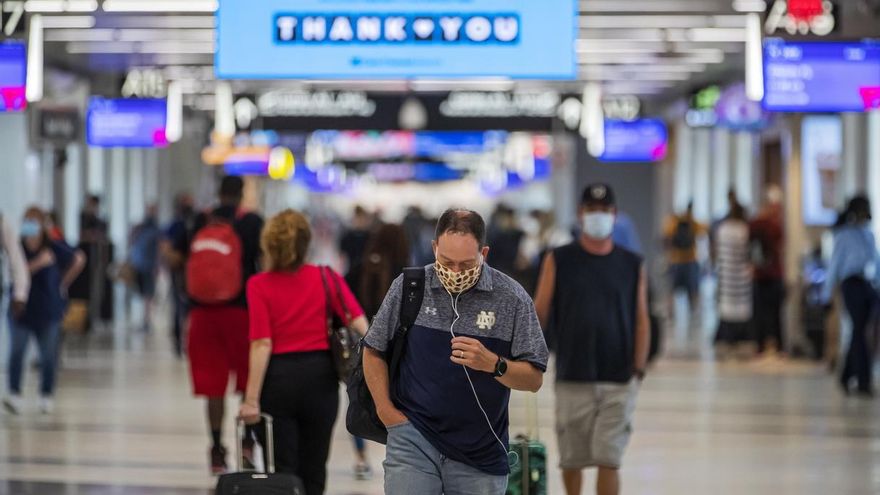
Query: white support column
[
  {"left": 692, "top": 128, "right": 712, "bottom": 223},
  {"left": 673, "top": 123, "right": 694, "bottom": 214},
  {"left": 868, "top": 110, "right": 880, "bottom": 241},
  {"left": 87, "top": 146, "right": 105, "bottom": 195},
  {"left": 841, "top": 113, "right": 864, "bottom": 202},
  {"left": 128, "top": 149, "right": 145, "bottom": 225},
  {"left": 712, "top": 128, "right": 731, "bottom": 219},
  {"left": 40, "top": 146, "right": 54, "bottom": 210},
  {"left": 109, "top": 148, "right": 128, "bottom": 261},
  {"left": 735, "top": 132, "right": 755, "bottom": 211},
  {"left": 64, "top": 143, "right": 82, "bottom": 245}
]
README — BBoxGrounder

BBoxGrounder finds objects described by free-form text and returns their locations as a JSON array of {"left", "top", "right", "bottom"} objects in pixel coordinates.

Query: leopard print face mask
[{"left": 434, "top": 256, "right": 483, "bottom": 294}]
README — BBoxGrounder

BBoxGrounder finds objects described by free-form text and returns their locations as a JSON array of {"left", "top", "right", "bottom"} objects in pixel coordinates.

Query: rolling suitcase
[
  {"left": 506, "top": 393, "right": 548, "bottom": 495},
  {"left": 216, "top": 414, "right": 306, "bottom": 495}
]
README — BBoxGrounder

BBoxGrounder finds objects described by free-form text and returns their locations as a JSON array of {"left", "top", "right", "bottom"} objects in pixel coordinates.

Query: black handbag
[
  {"left": 320, "top": 266, "right": 359, "bottom": 382},
  {"left": 215, "top": 414, "right": 305, "bottom": 495},
  {"left": 346, "top": 267, "right": 425, "bottom": 444}
]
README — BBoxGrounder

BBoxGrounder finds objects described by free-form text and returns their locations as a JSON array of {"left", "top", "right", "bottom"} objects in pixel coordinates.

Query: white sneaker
[
  {"left": 39, "top": 397, "right": 55, "bottom": 415},
  {"left": 3, "top": 395, "right": 23, "bottom": 415}
]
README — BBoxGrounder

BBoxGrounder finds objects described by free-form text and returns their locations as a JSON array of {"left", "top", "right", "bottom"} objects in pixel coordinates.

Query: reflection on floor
[{"left": 1, "top": 324, "right": 879, "bottom": 495}]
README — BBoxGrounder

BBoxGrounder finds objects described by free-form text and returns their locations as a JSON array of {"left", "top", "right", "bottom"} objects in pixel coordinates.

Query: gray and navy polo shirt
[{"left": 364, "top": 264, "right": 549, "bottom": 475}]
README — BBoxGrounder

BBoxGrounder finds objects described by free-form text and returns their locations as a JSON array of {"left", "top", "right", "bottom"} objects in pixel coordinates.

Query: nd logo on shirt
[{"left": 476, "top": 311, "right": 496, "bottom": 331}]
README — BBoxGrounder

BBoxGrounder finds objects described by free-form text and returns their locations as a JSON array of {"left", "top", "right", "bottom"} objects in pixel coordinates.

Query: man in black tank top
[{"left": 534, "top": 184, "right": 650, "bottom": 495}]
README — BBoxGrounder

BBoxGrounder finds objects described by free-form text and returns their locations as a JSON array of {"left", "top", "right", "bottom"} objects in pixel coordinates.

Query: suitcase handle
[{"left": 236, "top": 413, "right": 275, "bottom": 474}]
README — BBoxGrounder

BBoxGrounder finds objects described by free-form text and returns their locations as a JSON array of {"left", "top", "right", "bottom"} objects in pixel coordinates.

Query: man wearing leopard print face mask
[{"left": 362, "top": 208, "right": 549, "bottom": 495}]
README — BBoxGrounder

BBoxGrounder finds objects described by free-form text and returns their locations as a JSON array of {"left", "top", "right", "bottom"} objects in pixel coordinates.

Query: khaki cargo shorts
[{"left": 555, "top": 380, "right": 639, "bottom": 470}]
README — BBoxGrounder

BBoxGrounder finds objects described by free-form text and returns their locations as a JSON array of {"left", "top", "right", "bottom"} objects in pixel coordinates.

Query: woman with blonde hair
[{"left": 239, "top": 209, "right": 367, "bottom": 495}]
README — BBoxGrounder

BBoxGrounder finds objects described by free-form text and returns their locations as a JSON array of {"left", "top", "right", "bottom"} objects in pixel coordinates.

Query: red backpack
[{"left": 186, "top": 219, "right": 243, "bottom": 305}]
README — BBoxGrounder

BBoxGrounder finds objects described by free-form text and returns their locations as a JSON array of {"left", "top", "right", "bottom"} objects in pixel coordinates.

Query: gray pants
[{"left": 384, "top": 421, "right": 508, "bottom": 495}]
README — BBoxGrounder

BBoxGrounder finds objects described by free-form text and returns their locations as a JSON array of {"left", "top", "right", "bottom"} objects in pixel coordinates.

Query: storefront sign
[
  {"left": 0, "top": 40, "right": 25, "bottom": 111},
  {"left": 257, "top": 90, "right": 377, "bottom": 118},
  {"left": 216, "top": 0, "right": 577, "bottom": 79},
  {"left": 439, "top": 92, "right": 561, "bottom": 118},
  {"left": 602, "top": 96, "right": 641, "bottom": 122},
  {"left": 38, "top": 108, "right": 80, "bottom": 143},
  {"left": 765, "top": 0, "right": 837, "bottom": 37},
  {"left": 122, "top": 68, "right": 167, "bottom": 99},
  {"left": 0, "top": 1, "right": 25, "bottom": 38}
]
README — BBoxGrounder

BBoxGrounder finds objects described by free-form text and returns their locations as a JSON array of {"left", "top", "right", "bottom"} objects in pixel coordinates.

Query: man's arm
[
  {"left": 533, "top": 251, "right": 556, "bottom": 330},
  {"left": 450, "top": 338, "right": 543, "bottom": 392},
  {"left": 363, "top": 347, "right": 408, "bottom": 427},
  {"left": 633, "top": 265, "right": 651, "bottom": 377}
]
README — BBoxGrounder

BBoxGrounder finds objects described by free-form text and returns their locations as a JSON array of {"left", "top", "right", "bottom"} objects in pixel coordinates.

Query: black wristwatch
[{"left": 493, "top": 356, "right": 508, "bottom": 378}]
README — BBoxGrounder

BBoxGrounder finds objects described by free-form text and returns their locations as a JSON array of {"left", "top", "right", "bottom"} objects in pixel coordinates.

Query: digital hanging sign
[
  {"left": 599, "top": 119, "right": 668, "bottom": 163},
  {"left": 216, "top": 0, "right": 577, "bottom": 80},
  {"left": 86, "top": 98, "right": 168, "bottom": 148},
  {"left": 763, "top": 39, "right": 880, "bottom": 112},
  {"left": 0, "top": 41, "right": 26, "bottom": 112}
]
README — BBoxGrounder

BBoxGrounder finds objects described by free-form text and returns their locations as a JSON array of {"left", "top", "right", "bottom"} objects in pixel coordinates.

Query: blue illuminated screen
[
  {"left": 0, "top": 41, "right": 26, "bottom": 112},
  {"left": 86, "top": 98, "right": 168, "bottom": 148},
  {"left": 216, "top": 0, "right": 577, "bottom": 79},
  {"left": 600, "top": 119, "right": 668, "bottom": 163},
  {"left": 763, "top": 39, "right": 880, "bottom": 112}
]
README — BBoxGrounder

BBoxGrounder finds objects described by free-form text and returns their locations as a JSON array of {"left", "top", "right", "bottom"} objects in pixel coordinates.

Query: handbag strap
[
  {"left": 319, "top": 266, "right": 351, "bottom": 327},
  {"left": 318, "top": 266, "right": 334, "bottom": 336},
  {"left": 328, "top": 266, "right": 353, "bottom": 323}
]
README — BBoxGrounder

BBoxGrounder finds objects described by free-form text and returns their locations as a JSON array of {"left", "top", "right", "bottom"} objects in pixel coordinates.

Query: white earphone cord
[{"left": 449, "top": 291, "right": 518, "bottom": 468}]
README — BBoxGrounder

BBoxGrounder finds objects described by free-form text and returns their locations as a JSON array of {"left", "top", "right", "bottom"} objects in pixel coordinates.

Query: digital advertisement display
[
  {"left": 801, "top": 115, "right": 842, "bottom": 227},
  {"left": 0, "top": 41, "right": 27, "bottom": 112},
  {"left": 216, "top": 0, "right": 577, "bottom": 80},
  {"left": 763, "top": 39, "right": 880, "bottom": 112},
  {"left": 600, "top": 119, "right": 668, "bottom": 163},
  {"left": 86, "top": 98, "right": 168, "bottom": 148}
]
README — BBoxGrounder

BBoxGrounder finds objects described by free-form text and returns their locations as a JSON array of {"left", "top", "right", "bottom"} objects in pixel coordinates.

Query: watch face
[{"left": 496, "top": 358, "right": 508, "bottom": 376}]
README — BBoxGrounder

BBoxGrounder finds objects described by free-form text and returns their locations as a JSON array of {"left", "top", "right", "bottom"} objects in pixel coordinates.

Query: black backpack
[
  {"left": 345, "top": 267, "right": 425, "bottom": 445},
  {"left": 671, "top": 219, "right": 696, "bottom": 250}
]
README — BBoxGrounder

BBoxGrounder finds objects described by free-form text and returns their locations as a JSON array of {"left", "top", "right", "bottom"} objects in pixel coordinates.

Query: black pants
[
  {"left": 258, "top": 351, "right": 339, "bottom": 495},
  {"left": 840, "top": 277, "right": 877, "bottom": 392},
  {"left": 753, "top": 279, "right": 785, "bottom": 352}
]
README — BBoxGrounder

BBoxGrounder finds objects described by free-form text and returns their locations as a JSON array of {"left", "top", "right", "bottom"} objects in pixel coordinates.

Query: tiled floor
[{"left": 1, "top": 324, "right": 879, "bottom": 495}]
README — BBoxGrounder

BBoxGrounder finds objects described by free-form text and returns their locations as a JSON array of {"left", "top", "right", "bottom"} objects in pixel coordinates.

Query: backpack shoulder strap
[
  {"left": 388, "top": 267, "right": 425, "bottom": 381},
  {"left": 397, "top": 267, "right": 425, "bottom": 333}
]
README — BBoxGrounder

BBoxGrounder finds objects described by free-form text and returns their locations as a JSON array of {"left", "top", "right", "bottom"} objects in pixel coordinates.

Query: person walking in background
[
  {"left": 612, "top": 211, "right": 643, "bottom": 255},
  {"left": 823, "top": 195, "right": 879, "bottom": 397},
  {"left": 750, "top": 186, "right": 786, "bottom": 356},
  {"left": 486, "top": 205, "right": 526, "bottom": 279},
  {"left": 161, "top": 193, "right": 196, "bottom": 357},
  {"left": 712, "top": 203, "right": 754, "bottom": 360},
  {"left": 534, "top": 184, "right": 650, "bottom": 495},
  {"left": 174, "top": 176, "right": 264, "bottom": 474},
  {"left": 345, "top": 222, "right": 411, "bottom": 479},
  {"left": 356, "top": 223, "right": 410, "bottom": 320},
  {"left": 402, "top": 206, "right": 434, "bottom": 266},
  {"left": 129, "top": 205, "right": 161, "bottom": 333},
  {"left": 339, "top": 205, "right": 373, "bottom": 276},
  {"left": 239, "top": 209, "right": 368, "bottom": 495},
  {"left": 3, "top": 208, "right": 84, "bottom": 415},
  {"left": 1, "top": 210, "right": 30, "bottom": 326},
  {"left": 663, "top": 202, "right": 707, "bottom": 317}
]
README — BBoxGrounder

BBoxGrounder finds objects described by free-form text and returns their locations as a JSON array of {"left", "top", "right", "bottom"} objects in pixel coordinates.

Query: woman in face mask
[{"left": 3, "top": 207, "right": 85, "bottom": 416}]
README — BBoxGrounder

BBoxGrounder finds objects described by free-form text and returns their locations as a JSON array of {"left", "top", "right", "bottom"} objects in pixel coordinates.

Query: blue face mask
[{"left": 20, "top": 220, "right": 41, "bottom": 238}]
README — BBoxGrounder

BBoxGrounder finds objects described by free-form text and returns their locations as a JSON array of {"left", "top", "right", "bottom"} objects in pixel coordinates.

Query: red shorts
[{"left": 187, "top": 306, "right": 249, "bottom": 397}]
